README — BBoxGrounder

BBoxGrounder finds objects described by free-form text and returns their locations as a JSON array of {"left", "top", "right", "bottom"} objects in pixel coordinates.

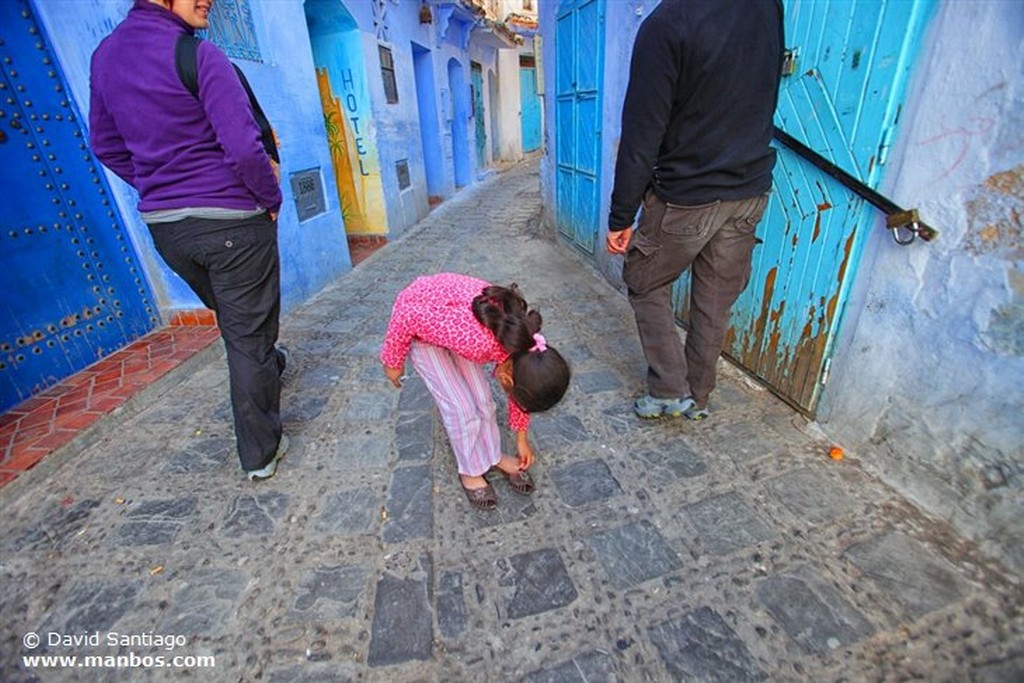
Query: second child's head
[{"left": 472, "top": 284, "right": 570, "bottom": 413}]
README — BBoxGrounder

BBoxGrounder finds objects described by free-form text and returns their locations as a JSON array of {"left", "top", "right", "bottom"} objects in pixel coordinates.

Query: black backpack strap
[
  {"left": 230, "top": 64, "right": 279, "bottom": 163},
  {"left": 174, "top": 34, "right": 201, "bottom": 98},
  {"left": 173, "top": 34, "right": 279, "bottom": 164}
]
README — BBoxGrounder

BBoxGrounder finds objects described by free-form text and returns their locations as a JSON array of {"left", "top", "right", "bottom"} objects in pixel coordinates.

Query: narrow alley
[{"left": 1, "top": 160, "right": 1021, "bottom": 682}]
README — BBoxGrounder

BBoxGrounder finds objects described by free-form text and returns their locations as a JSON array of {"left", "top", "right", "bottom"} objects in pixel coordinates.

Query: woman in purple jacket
[{"left": 89, "top": 0, "right": 288, "bottom": 481}]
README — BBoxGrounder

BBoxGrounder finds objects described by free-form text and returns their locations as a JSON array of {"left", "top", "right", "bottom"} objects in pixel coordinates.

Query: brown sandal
[
  {"left": 506, "top": 470, "right": 535, "bottom": 495},
  {"left": 462, "top": 482, "right": 497, "bottom": 510}
]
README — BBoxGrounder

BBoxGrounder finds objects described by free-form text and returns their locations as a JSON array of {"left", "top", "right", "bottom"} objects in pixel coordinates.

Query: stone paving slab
[
  {"left": 844, "top": 529, "right": 974, "bottom": 619},
  {"left": 649, "top": 606, "right": 765, "bottom": 682},
  {"left": 368, "top": 568, "right": 433, "bottom": 666},
  {"left": 1, "top": 160, "right": 1022, "bottom": 682},
  {"left": 755, "top": 564, "right": 875, "bottom": 655}
]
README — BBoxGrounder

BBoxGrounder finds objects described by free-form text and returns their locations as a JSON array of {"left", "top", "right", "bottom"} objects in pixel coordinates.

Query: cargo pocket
[
  {"left": 736, "top": 194, "right": 769, "bottom": 235},
  {"left": 661, "top": 199, "right": 721, "bottom": 239},
  {"left": 622, "top": 230, "right": 662, "bottom": 294}
]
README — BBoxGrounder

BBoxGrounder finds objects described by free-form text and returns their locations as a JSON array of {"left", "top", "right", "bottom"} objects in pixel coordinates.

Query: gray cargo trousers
[{"left": 622, "top": 189, "right": 769, "bottom": 408}]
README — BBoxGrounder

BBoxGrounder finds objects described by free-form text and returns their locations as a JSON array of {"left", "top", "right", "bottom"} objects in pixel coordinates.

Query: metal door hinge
[{"left": 820, "top": 357, "right": 831, "bottom": 386}]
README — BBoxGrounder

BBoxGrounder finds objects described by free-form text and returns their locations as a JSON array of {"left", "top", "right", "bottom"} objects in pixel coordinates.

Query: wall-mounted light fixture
[{"left": 419, "top": 2, "right": 433, "bottom": 24}]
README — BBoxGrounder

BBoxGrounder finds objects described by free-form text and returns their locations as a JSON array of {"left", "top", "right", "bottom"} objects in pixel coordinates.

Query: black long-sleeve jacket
[{"left": 609, "top": 0, "right": 785, "bottom": 230}]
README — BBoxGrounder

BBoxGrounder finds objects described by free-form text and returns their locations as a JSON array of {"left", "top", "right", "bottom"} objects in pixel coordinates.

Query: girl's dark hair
[{"left": 472, "top": 284, "right": 571, "bottom": 413}]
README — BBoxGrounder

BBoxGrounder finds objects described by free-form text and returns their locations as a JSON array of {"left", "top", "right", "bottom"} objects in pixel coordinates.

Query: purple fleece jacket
[{"left": 89, "top": 0, "right": 281, "bottom": 214}]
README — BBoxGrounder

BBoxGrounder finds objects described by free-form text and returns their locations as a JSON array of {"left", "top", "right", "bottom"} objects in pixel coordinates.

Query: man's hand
[
  {"left": 606, "top": 226, "right": 633, "bottom": 255},
  {"left": 384, "top": 364, "right": 404, "bottom": 388}
]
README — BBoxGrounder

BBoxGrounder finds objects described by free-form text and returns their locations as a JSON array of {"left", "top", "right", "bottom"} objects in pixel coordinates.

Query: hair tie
[{"left": 529, "top": 333, "right": 547, "bottom": 353}]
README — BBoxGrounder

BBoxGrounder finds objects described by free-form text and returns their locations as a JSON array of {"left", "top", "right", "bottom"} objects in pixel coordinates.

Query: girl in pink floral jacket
[{"left": 381, "top": 273, "right": 570, "bottom": 509}]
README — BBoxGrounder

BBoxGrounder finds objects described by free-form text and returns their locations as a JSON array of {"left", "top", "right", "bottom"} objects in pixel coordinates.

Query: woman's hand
[
  {"left": 384, "top": 364, "right": 404, "bottom": 388},
  {"left": 516, "top": 430, "right": 535, "bottom": 470}
]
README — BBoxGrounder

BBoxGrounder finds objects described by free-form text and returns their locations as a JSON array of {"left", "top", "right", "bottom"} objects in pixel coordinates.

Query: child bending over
[{"left": 380, "top": 273, "right": 571, "bottom": 510}]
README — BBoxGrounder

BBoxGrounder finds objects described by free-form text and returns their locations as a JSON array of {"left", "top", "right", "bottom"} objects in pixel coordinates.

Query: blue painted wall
[{"left": 33, "top": 0, "right": 351, "bottom": 316}]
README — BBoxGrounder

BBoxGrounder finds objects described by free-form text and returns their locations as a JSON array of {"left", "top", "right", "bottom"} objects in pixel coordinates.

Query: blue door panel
[
  {"left": 575, "top": 94, "right": 599, "bottom": 175},
  {"left": 779, "top": 70, "right": 864, "bottom": 176},
  {"left": 561, "top": 167, "right": 577, "bottom": 237},
  {"left": 573, "top": 174, "right": 598, "bottom": 253},
  {"left": 1, "top": 0, "right": 158, "bottom": 412},
  {"left": 575, "top": 1, "right": 601, "bottom": 92},
  {"left": 555, "top": 97, "right": 574, "bottom": 168},
  {"left": 555, "top": 16, "right": 574, "bottom": 93},
  {"left": 556, "top": 168, "right": 575, "bottom": 239}
]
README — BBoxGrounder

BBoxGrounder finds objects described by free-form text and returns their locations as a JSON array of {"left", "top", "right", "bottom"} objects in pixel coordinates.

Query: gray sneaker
[
  {"left": 246, "top": 434, "right": 289, "bottom": 482},
  {"left": 633, "top": 394, "right": 696, "bottom": 419},
  {"left": 683, "top": 404, "right": 710, "bottom": 421}
]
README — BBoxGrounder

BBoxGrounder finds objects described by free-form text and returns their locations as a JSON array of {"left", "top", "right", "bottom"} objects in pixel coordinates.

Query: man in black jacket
[{"left": 607, "top": 0, "right": 784, "bottom": 421}]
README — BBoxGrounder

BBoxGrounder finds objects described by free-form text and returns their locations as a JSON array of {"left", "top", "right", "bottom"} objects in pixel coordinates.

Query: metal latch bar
[{"left": 773, "top": 127, "right": 939, "bottom": 245}]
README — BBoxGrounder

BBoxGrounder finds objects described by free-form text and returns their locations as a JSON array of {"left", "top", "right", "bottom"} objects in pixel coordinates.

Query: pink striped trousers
[{"left": 409, "top": 341, "right": 502, "bottom": 476}]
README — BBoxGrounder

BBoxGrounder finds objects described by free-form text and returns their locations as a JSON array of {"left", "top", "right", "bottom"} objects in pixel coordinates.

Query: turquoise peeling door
[
  {"left": 673, "top": 0, "right": 935, "bottom": 415},
  {"left": 520, "top": 59, "right": 542, "bottom": 153},
  {"left": 555, "top": 0, "right": 603, "bottom": 254},
  {"left": 1, "top": 0, "right": 158, "bottom": 412}
]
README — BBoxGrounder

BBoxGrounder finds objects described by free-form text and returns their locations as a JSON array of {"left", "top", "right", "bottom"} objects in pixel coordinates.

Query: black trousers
[{"left": 149, "top": 213, "right": 284, "bottom": 471}]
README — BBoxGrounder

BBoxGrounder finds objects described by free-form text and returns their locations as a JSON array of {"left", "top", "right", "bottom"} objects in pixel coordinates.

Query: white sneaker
[
  {"left": 246, "top": 434, "right": 289, "bottom": 482},
  {"left": 275, "top": 345, "right": 291, "bottom": 377}
]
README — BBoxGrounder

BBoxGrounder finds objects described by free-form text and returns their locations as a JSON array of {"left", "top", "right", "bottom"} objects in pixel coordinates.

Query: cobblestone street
[{"left": 2, "top": 160, "right": 1021, "bottom": 682}]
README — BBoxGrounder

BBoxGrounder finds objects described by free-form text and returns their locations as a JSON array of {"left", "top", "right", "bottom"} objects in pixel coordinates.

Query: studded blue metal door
[
  {"left": 555, "top": 0, "right": 603, "bottom": 255},
  {"left": 672, "top": 0, "right": 935, "bottom": 414},
  {"left": 1, "top": 1, "right": 158, "bottom": 412}
]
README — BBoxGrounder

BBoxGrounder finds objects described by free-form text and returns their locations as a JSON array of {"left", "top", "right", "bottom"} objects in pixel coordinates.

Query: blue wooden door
[
  {"left": 674, "top": 0, "right": 935, "bottom": 414},
  {"left": 471, "top": 62, "right": 486, "bottom": 171},
  {"left": 519, "top": 62, "right": 542, "bottom": 153},
  {"left": 0, "top": 1, "right": 158, "bottom": 412},
  {"left": 555, "top": 0, "right": 603, "bottom": 254}
]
